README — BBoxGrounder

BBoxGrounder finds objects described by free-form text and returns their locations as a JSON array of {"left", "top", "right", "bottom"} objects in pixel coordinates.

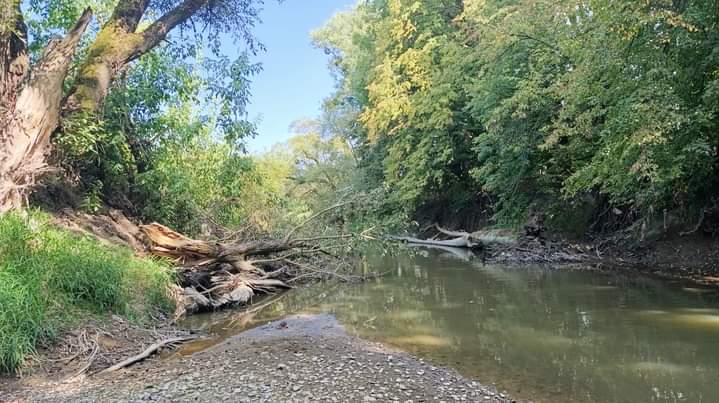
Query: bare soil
[{"left": 0, "top": 316, "right": 193, "bottom": 388}]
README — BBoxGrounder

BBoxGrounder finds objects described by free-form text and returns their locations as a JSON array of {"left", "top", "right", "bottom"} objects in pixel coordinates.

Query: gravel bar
[{"left": 2, "top": 314, "right": 515, "bottom": 403}]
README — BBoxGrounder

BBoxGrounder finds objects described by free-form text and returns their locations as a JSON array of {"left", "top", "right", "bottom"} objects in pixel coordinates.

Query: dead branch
[
  {"left": 284, "top": 259, "right": 353, "bottom": 283},
  {"left": 293, "top": 234, "right": 354, "bottom": 243},
  {"left": 68, "top": 334, "right": 99, "bottom": 379},
  {"left": 99, "top": 336, "right": 197, "bottom": 374},
  {"left": 428, "top": 223, "right": 472, "bottom": 238},
  {"left": 392, "top": 224, "right": 518, "bottom": 249},
  {"left": 391, "top": 235, "right": 480, "bottom": 249}
]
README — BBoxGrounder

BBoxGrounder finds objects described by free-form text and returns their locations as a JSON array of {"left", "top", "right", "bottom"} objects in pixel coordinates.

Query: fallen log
[
  {"left": 391, "top": 235, "right": 480, "bottom": 249},
  {"left": 390, "top": 224, "right": 517, "bottom": 250},
  {"left": 428, "top": 224, "right": 517, "bottom": 246},
  {"left": 404, "top": 243, "right": 477, "bottom": 261}
]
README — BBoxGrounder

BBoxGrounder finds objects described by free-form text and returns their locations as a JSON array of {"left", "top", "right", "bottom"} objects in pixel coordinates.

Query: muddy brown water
[{"left": 179, "top": 248, "right": 719, "bottom": 403}]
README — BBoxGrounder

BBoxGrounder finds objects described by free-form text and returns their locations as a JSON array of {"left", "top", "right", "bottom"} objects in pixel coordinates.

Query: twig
[
  {"left": 251, "top": 249, "right": 319, "bottom": 264},
  {"left": 293, "top": 234, "right": 354, "bottom": 243},
  {"left": 72, "top": 340, "right": 98, "bottom": 377},
  {"left": 283, "top": 259, "right": 354, "bottom": 283},
  {"left": 250, "top": 243, "right": 349, "bottom": 265},
  {"left": 64, "top": 333, "right": 99, "bottom": 380}
]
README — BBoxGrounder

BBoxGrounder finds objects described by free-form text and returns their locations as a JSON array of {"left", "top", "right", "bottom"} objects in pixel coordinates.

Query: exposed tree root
[
  {"left": 51, "top": 208, "right": 369, "bottom": 317},
  {"left": 140, "top": 222, "right": 361, "bottom": 317}
]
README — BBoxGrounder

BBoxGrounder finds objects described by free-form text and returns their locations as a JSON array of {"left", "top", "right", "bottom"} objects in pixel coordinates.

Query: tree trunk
[
  {"left": 391, "top": 235, "right": 481, "bottom": 248},
  {"left": 141, "top": 223, "right": 298, "bottom": 316},
  {"left": 0, "top": 8, "right": 93, "bottom": 212},
  {"left": 390, "top": 224, "right": 518, "bottom": 249},
  {"left": 61, "top": 19, "right": 144, "bottom": 114},
  {"left": 1, "top": 1, "right": 29, "bottom": 127},
  {"left": 0, "top": 0, "right": 213, "bottom": 212},
  {"left": 63, "top": 0, "right": 210, "bottom": 117}
]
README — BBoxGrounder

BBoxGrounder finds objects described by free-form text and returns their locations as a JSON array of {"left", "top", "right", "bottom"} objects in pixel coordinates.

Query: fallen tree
[
  {"left": 390, "top": 235, "right": 481, "bottom": 249},
  {"left": 391, "top": 222, "right": 596, "bottom": 264},
  {"left": 140, "top": 222, "right": 362, "bottom": 317},
  {"left": 51, "top": 206, "right": 366, "bottom": 317},
  {"left": 391, "top": 224, "right": 517, "bottom": 249}
]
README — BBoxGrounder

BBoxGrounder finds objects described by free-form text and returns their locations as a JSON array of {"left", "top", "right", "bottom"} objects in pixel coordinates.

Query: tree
[
  {"left": 315, "top": 0, "right": 719, "bottom": 231},
  {"left": 0, "top": 0, "right": 265, "bottom": 212}
]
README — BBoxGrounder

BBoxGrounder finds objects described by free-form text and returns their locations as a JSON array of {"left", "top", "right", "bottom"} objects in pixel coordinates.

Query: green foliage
[
  {"left": 0, "top": 211, "right": 174, "bottom": 372},
  {"left": 23, "top": 0, "right": 264, "bottom": 222},
  {"left": 313, "top": 0, "right": 719, "bottom": 231},
  {"left": 80, "top": 180, "right": 103, "bottom": 214},
  {"left": 52, "top": 41, "right": 264, "bottom": 226},
  {"left": 136, "top": 127, "right": 260, "bottom": 235}
]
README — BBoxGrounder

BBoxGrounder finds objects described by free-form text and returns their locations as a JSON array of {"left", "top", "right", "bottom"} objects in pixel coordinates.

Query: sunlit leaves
[{"left": 315, "top": 0, "right": 719, "bottom": 226}]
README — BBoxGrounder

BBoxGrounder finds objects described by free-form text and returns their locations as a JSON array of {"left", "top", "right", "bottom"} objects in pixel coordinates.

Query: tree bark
[
  {"left": 142, "top": 223, "right": 302, "bottom": 269},
  {"left": 1, "top": 1, "right": 29, "bottom": 128},
  {"left": 63, "top": 0, "right": 211, "bottom": 116},
  {"left": 0, "top": 1, "right": 216, "bottom": 212},
  {"left": 0, "top": 8, "right": 93, "bottom": 212}
]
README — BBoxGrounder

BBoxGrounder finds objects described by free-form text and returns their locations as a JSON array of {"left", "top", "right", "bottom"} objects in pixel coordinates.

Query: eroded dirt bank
[{"left": 2, "top": 315, "right": 514, "bottom": 403}]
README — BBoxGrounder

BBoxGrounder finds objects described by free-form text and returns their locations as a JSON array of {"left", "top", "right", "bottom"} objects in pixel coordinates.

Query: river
[{"left": 180, "top": 247, "right": 719, "bottom": 403}]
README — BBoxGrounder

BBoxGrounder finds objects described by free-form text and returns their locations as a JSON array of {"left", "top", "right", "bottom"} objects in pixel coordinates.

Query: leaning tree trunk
[
  {"left": 0, "top": 7, "right": 93, "bottom": 212},
  {"left": 1, "top": 1, "right": 28, "bottom": 127},
  {"left": 0, "top": 0, "right": 213, "bottom": 212},
  {"left": 63, "top": 0, "right": 211, "bottom": 116}
]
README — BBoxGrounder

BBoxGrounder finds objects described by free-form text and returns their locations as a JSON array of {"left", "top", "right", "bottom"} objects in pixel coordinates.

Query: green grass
[{"left": 0, "top": 211, "right": 175, "bottom": 373}]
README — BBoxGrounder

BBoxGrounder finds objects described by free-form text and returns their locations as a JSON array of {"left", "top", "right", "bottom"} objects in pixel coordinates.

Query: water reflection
[{"left": 181, "top": 248, "right": 719, "bottom": 403}]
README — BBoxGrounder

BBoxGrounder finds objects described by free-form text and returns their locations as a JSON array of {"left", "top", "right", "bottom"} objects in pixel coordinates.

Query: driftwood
[
  {"left": 391, "top": 235, "right": 480, "bottom": 248},
  {"left": 100, "top": 336, "right": 197, "bottom": 374},
  {"left": 405, "top": 243, "right": 477, "bottom": 261},
  {"left": 429, "top": 224, "right": 517, "bottom": 246},
  {"left": 392, "top": 224, "right": 517, "bottom": 249}
]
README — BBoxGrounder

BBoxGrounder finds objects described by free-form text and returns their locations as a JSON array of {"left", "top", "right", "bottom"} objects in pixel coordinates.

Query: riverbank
[
  {"left": 0, "top": 212, "right": 176, "bottom": 374},
  {"left": 472, "top": 228, "right": 719, "bottom": 288},
  {"left": 2, "top": 314, "right": 514, "bottom": 403},
  {"left": 406, "top": 218, "right": 719, "bottom": 288}
]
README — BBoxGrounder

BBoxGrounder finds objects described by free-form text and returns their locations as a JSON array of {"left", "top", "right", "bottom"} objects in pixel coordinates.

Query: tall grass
[{"left": 0, "top": 211, "right": 175, "bottom": 372}]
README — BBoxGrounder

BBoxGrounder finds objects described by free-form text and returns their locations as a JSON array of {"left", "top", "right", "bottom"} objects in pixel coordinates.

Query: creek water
[{"left": 180, "top": 248, "right": 719, "bottom": 403}]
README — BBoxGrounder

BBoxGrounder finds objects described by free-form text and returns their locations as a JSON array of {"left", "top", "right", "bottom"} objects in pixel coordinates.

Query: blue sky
[{"left": 240, "top": 0, "right": 357, "bottom": 153}]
